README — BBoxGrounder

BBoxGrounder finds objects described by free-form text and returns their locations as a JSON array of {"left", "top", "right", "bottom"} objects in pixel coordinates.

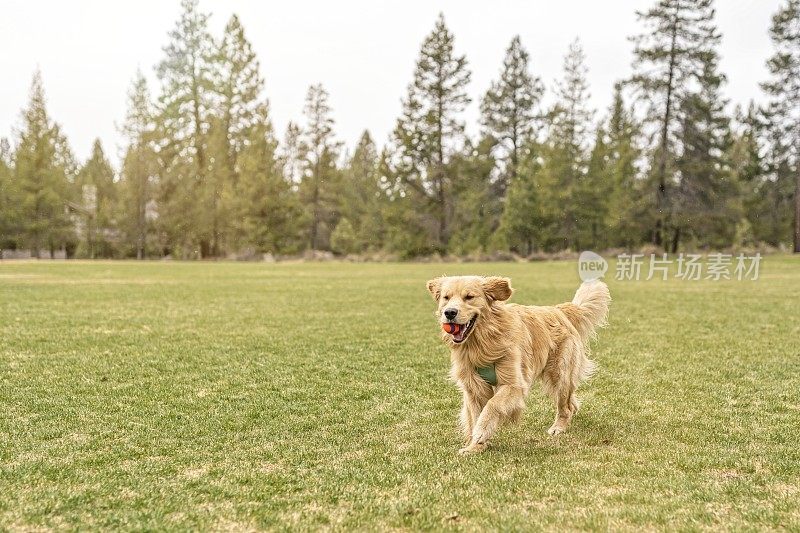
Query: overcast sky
[{"left": 0, "top": 0, "right": 784, "bottom": 165}]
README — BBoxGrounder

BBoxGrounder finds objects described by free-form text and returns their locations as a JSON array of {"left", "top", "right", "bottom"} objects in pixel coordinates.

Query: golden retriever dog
[{"left": 426, "top": 276, "right": 610, "bottom": 455}]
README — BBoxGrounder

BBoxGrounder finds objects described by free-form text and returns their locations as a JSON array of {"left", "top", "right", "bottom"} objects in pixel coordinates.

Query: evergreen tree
[
  {"left": 449, "top": 136, "right": 497, "bottom": 254},
  {"left": 761, "top": 0, "right": 800, "bottom": 252},
  {"left": 539, "top": 39, "right": 594, "bottom": 250},
  {"left": 119, "top": 72, "right": 157, "bottom": 259},
  {"left": 206, "top": 14, "right": 266, "bottom": 256},
  {"left": 330, "top": 218, "right": 358, "bottom": 255},
  {"left": 204, "top": 117, "right": 231, "bottom": 255},
  {"left": 480, "top": 35, "right": 544, "bottom": 195},
  {"left": 299, "top": 84, "right": 341, "bottom": 251},
  {"left": 280, "top": 121, "right": 304, "bottom": 185},
  {"left": 580, "top": 128, "right": 613, "bottom": 249},
  {"left": 629, "top": 0, "right": 722, "bottom": 247},
  {"left": 0, "top": 138, "right": 16, "bottom": 251},
  {"left": 392, "top": 13, "right": 471, "bottom": 250},
  {"left": 735, "top": 102, "right": 791, "bottom": 247},
  {"left": 729, "top": 103, "right": 763, "bottom": 247},
  {"left": 494, "top": 144, "right": 544, "bottom": 255},
  {"left": 213, "top": 14, "right": 264, "bottom": 165},
  {"left": 671, "top": 56, "right": 738, "bottom": 251},
  {"left": 14, "top": 72, "right": 75, "bottom": 258},
  {"left": 601, "top": 84, "right": 644, "bottom": 248},
  {"left": 730, "top": 104, "right": 763, "bottom": 186},
  {"left": 338, "top": 131, "right": 386, "bottom": 252},
  {"left": 76, "top": 139, "right": 116, "bottom": 257},
  {"left": 154, "top": 0, "right": 215, "bottom": 257},
  {"left": 235, "top": 119, "right": 302, "bottom": 254}
]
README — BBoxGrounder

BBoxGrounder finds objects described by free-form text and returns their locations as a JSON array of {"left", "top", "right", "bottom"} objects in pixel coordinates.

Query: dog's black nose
[{"left": 444, "top": 308, "right": 458, "bottom": 321}]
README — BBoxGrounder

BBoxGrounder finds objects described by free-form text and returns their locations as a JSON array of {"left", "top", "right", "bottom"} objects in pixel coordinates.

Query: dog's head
[{"left": 426, "top": 275, "right": 513, "bottom": 345}]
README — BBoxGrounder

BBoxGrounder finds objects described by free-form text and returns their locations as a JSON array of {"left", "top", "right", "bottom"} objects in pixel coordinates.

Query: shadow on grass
[{"left": 465, "top": 409, "right": 626, "bottom": 464}]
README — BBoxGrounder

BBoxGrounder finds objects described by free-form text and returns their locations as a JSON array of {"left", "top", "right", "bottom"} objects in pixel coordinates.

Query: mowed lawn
[{"left": 1, "top": 257, "right": 799, "bottom": 531}]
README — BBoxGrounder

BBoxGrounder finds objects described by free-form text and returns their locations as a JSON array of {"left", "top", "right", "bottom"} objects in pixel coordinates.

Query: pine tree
[
  {"left": 761, "top": 0, "right": 800, "bottom": 252},
  {"left": 730, "top": 104, "right": 763, "bottom": 186},
  {"left": 299, "top": 84, "right": 341, "bottom": 251},
  {"left": 580, "top": 129, "right": 612, "bottom": 249},
  {"left": 14, "top": 71, "right": 75, "bottom": 258},
  {"left": 235, "top": 119, "right": 302, "bottom": 255},
  {"left": 119, "top": 71, "right": 157, "bottom": 259},
  {"left": 338, "top": 131, "right": 386, "bottom": 252},
  {"left": 214, "top": 14, "right": 264, "bottom": 164},
  {"left": 449, "top": 136, "right": 497, "bottom": 254},
  {"left": 280, "top": 122, "right": 304, "bottom": 185},
  {"left": 206, "top": 14, "right": 266, "bottom": 256},
  {"left": 0, "top": 137, "right": 16, "bottom": 251},
  {"left": 494, "top": 142, "right": 545, "bottom": 255},
  {"left": 76, "top": 139, "right": 116, "bottom": 257},
  {"left": 480, "top": 35, "right": 544, "bottom": 195},
  {"left": 629, "top": 0, "right": 722, "bottom": 247},
  {"left": 602, "top": 84, "right": 644, "bottom": 248},
  {"left": 671, "top": 55, "right": 738, "bottom": 251},
  {"left": 736, "top": 102, "right": 791, "bottom": 247},
  {"left": 539, "top": 39, "right": 594, "bottom": 250},
  {"left": 392, "top": 13, "right": 471, "bottom": 251},
  {"left": 154, "top": 0, "right": 215, "bottom": 257},
  {"left": 730, "top": 103, "right": 763, "bottom": 247}
]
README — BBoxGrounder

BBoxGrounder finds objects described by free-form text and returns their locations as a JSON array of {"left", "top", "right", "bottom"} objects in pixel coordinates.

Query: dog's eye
[
  {"left": 443, "top": 295, "right": 450, "bottom": 301},
  {"left": 464, "top": 294, "right": 474, "bottom": 301}
]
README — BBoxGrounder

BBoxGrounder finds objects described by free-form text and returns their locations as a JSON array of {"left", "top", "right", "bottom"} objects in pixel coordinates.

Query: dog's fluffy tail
[{"left": 558, "top": 280, "right": 611, "bottom": 341}]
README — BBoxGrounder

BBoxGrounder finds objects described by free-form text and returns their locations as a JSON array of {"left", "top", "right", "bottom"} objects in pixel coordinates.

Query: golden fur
[{"left": 426, "top": 276, "right": 610, "bottom": 454}]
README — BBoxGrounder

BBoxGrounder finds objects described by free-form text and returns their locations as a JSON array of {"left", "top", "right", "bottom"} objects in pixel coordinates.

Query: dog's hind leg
[
  {"left": 548, "top": 384, "right": 577, "bottom": 435},
  {"left": 545, "top": 339, "right": 583, "bottom": 436}
]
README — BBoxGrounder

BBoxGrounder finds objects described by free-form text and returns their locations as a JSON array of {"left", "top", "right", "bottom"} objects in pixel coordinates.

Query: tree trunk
[
  {"left": 137, "top": 198, "right": 145, "bottom": 260},
  {"left": 88, "top": 215, "right": 95, "bottom": 259},
  {"left": 438, "top": 166, "right": 446, "bottom": 249},
  {"left": 192, "top": 77, "right": 205, "bottom": 178},
  {"left": 310, "top": 149, "right": 321, "bottom": 251},
  {"left": 33, "top": 207, "right": 41, "bottom": 258},
  {"left": 794, "top": 168, "right": 800, "bottom": 253},
  {"left": 509, "top": 124, "right": 518, "bottom": 196},
  {"left": 137, "top": 208, "right": 145, "bottom": 259},
  {"left": 211, "top": 184, "right": 219, "bottom": 258},
  {"left": 436, "top": 81, "right": 447, "bottom": 250},
  {"left": 670, "top": 226, "right": 680, "bottom": 254},
  {"left": 32, "top": 231, "right": 40, "bottom": 259},
  {"left": 654, "top": 13, "right": 679, "bottom": 249},
  {"left": 192, "top": 70, "right": 206, "bottom": 258}
]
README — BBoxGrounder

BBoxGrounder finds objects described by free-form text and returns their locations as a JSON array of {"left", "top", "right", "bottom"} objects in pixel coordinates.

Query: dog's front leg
[
  {"left": 460, "top": 385, "right": 525, "bottom": 455},
  {"left": 459, "top": 385, "right": 491, "bottom": 444}
]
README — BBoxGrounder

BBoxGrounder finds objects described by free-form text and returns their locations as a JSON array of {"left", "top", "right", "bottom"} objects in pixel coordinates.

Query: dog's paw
[
  {"left": 547, "top": 425, "right": 566, "bottom": 436},
  {"left": 458, "top": 442, "right": 488, "bottom": 455}
]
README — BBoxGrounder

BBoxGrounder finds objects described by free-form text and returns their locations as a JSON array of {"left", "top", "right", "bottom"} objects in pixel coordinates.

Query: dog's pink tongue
[{"left": 453, "top": 328, "right": 466, "bottom": 342}]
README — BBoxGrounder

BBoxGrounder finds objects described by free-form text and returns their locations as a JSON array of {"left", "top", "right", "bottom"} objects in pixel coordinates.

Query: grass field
[{"left": 1, "top": 257, "right": 799, "bottom": 531}]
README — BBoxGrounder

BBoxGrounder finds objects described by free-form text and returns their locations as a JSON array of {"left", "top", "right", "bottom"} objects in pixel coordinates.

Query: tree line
[{"left": 0, "top": 0, "right": 798, "bottom": 259}]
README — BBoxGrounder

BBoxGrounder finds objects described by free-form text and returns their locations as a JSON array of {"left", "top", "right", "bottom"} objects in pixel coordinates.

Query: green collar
[{"left": 476, "top": 364, "right": 497, "bottom": 386}]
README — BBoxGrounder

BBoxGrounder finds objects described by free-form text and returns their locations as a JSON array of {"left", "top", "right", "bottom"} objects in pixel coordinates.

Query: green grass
[{"left": 1, "top": 257, "right": 799, "bottom": 531}]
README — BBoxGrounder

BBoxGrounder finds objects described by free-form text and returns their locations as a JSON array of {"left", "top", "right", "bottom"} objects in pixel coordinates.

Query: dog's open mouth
[{"left": 447, "top": 315, "right": 477, "bottom": 343}]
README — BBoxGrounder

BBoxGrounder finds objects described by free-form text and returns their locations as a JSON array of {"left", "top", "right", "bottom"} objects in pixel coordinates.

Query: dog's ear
[
  {"left": 426, "top": 277, "right": 443, "bottom": 300},
  {"left": 482, "top": 276, "right": 513, "bottom": 302}
]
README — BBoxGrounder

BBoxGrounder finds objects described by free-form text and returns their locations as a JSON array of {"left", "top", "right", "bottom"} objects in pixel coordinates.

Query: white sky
[{"left": 0, "top": 0, "right": 783, "bottom": 166}]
